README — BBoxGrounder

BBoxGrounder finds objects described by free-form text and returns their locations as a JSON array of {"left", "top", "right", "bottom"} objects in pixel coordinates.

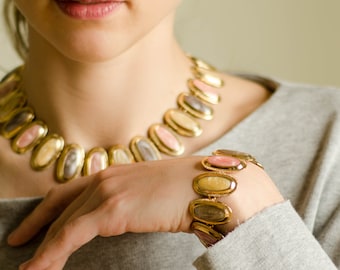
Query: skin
[
  {"left": 2, "top": 0, "right": 284, "bottom": 269},
  {"left": 8, "top": 158, "right": 282, "bottom": 270}
]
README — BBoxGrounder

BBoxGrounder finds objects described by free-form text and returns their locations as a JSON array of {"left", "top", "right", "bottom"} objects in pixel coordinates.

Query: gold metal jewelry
[
  {"left": 213, "top": 149, "right": 264, "bottom": 169},
  {"left": 1, "top": 107, "right": 34, "bottom": 139},
  {"left": 30, "top": 134, "right": 64, "bottom": 170},
  {"left": 56, "top": 144, "right": 85, "bottom": 182},
  {"left": 0, "top": 66, "right": 22, "bottom": 106},
  {"left": 189, "top": 169, "right": 235, "bottom": 247},
  {"left": 190, "top": 150, "right": 263, "bottom": 247},
  {"left": 177, "top": 93, "right": 214, "bottom": 120},
  {"left": 187, "top": 55, "right": 216, "bottom": 71},
  {"left": 84, "top": 147, "right": 109, "bottom": 176},
  {"left": 0, "top": 80, "right": 21, "bottom": 106},
  {"left": 108, "top": 145, "right": 135, "bottom": 165},
  {"left": 187, "top": 79, "right": 221, "bottom": 105},
  {"left": 190, "top": 198, "right": 232, "bottom": 225},
  {"left": 189, "top": 170, "right": 236, "bottom": 230},
  {"left": 0, "top": 56, "right": 224, "bottom": 182},
  {"left": 0, "top": 92, "right": 27, "bottom": 123},
  {"left": 130, "top": 136, "right": 162, "bottom": 162},
  {"left": 163, "top": 109, "right": 202, "bottom": 137},
  {"left": 201, "top": 156, "right": 247, "bottom": 172},
  {"left": 191, "top": 222, "right": 224, "bottom": 248},
  {"left": 148, "top": 124, "right": 184, "bottom": 156},
  {"left": 11, "top": 121, "right": 48, "bottom": 154},
  {"left": 192, "top": 172, "right": 237, "bottom": 197},
  {"left": 0, "top": 65, "right": 23, "bottom": 84},
  {"left": 191, "top": 67, "right": 224, "bottom": 88}
]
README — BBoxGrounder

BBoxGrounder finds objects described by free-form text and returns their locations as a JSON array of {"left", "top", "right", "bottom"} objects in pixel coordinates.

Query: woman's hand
[
  {"left": 7, "top": 154, "right": 284, "bottom": 270},
  {"left": 8, "top": 157, "right": 203, "bottom": 270}
]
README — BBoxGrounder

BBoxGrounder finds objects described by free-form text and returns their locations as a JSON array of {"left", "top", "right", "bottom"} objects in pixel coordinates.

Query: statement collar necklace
[{"left": 0, "top": 56, "right": 224, "bottom": 183}]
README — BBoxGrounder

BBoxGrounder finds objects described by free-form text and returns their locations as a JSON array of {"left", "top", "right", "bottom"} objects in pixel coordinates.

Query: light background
[{"left": 1, "top": 0, "right": 340, "bottom": 87}]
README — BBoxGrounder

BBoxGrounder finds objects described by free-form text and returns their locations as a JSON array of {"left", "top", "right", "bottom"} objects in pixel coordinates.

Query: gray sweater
[{"left": 0, "top": 80, "right": 339, "bottom": 269}]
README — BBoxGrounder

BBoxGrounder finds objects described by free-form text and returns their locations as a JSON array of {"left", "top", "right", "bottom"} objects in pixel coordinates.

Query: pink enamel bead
[
  {"left": 90, "top": 152, "right": 107, "bottom": 173},
  {"left": 149, "top": 124, "right": 184, "bottom": 156},
  {"left": 207, "top": 155, "right": 241, "bottom": 168},
  {"left": 11, "top": 121, "right": 48, "bottom": 154},
  {"left": 155, "top": 125, "right": 180, "bottom": 151},
  {"left": 84, "top": 148, "right": 108, "bottom": 176},
  {"left": 193, "top": 79, "right": 220, "bottom": 104}
]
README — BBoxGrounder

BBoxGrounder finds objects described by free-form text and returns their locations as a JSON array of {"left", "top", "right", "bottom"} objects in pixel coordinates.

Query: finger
[
  {"left": 20, "top": 256, "right": 67, "bottom": 270},
  {"left": 20, "top": 213, "right": 100, "bottom": 270},
  {"left": 8, "top": 177, "right": 90, "bottom": 246},
  {"left": 33, "top": 191, "right": 105, "bottom": 265},
  {"left": 47, "top": 256, "right": 69, "bottom": 270},
  {"left": 28, "top": 178, "right": 112, "bottom": 267},
  {"left": 42, "top": 175, "right": 117, "bottom": 243},
  {"left": 39, "top": 185, "right": 99, "bottom": 248}
]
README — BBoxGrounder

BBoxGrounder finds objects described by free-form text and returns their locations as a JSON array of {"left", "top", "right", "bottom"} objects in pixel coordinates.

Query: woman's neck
[{"left": 22, "top": 26, "right": 191, "bottom": 149}]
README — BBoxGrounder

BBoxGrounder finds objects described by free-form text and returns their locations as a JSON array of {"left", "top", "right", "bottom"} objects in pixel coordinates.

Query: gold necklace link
[{"left": 0, "top": 56, "right": 224, "bottom": 182}]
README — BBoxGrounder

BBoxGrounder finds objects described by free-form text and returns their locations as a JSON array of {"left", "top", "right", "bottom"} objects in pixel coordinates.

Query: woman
[{"left": 0, "top": 0, "right": 339, "bottom": 269}]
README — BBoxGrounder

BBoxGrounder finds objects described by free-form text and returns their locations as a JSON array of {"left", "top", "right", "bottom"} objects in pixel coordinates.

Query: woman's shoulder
[
  {"left": 235, "top": 73, "right": 340, "bottom": 113},
  {"left": 279, "top": 79, "right": 340, "bottom": 95},
  {"left": 237, "top": 73, "right": 340, "bottom": 97},
  {"left": 276, "top": 79, "right": 340, "bottom": 114}
]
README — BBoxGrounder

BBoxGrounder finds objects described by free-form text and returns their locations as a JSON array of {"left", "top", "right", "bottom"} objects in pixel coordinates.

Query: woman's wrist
[{"left": 188, "top": 149, "right": 284, "bottom": 247}]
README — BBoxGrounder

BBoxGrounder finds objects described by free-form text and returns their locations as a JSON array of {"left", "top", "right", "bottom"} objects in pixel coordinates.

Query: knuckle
[
  {"left": 94, "top": 177, "right": 123, "bottom": 201},
  {"left": 87, "top": 170, "right": 114, "bottom": 195},
  {"left": 96, "top": 181, "right": 114, "bottom": 200},
  {"left": 55, "top": 221, "right": 76, "bottom": 246},
  {"left": 94, "top": 166, "right": 116, "bottom": 183},
  {"left": 101, "top": 193, "right": 125, "bottom": 211},
  {"left": 61, "top": 222, "right": 74, "bottom": 238},
  {"left": 99, "top": 197, "right": 128, "bottom": 236},
  {"left": 34, "top": 252, "right": 53, "bottom": 267},
  {"left": 45, "top": 186, "right": 60, "bottom": 200}
]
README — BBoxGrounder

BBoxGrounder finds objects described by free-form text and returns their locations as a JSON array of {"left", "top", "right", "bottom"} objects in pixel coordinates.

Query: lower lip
[{"left": 55, "top": 1, "right": 125, "bottom": 19}]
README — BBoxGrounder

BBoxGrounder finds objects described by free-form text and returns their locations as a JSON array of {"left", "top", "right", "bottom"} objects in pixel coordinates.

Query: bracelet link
[{"left": 190, "top": 149, "right": 262, "bottom": 247}]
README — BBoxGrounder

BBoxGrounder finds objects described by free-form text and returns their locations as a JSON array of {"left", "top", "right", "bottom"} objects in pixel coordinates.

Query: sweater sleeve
[{"left": 193, "top": 201, "right": 338, "bottom": 270}]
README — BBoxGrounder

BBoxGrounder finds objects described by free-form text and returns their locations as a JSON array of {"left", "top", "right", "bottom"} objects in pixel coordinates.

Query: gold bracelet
[{"left": 189, "top": 149, "right": 263, "bottom": 247}]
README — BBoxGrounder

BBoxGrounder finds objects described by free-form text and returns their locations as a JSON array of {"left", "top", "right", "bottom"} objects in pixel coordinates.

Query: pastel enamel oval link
[
  {"left": 149, "top": 124, "right": 184, "bottom": 156},
  {"left": 84, "top": 147, "right": 109, "bottom": 176}
]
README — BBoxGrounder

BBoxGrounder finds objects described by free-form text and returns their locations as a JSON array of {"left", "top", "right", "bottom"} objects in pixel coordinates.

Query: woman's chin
[
  {"left": 54, "top": 34, "right": 132, "bottom": 64},
  {"left": 61, "top": 46, "right": 122, "bottom": 64}
]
